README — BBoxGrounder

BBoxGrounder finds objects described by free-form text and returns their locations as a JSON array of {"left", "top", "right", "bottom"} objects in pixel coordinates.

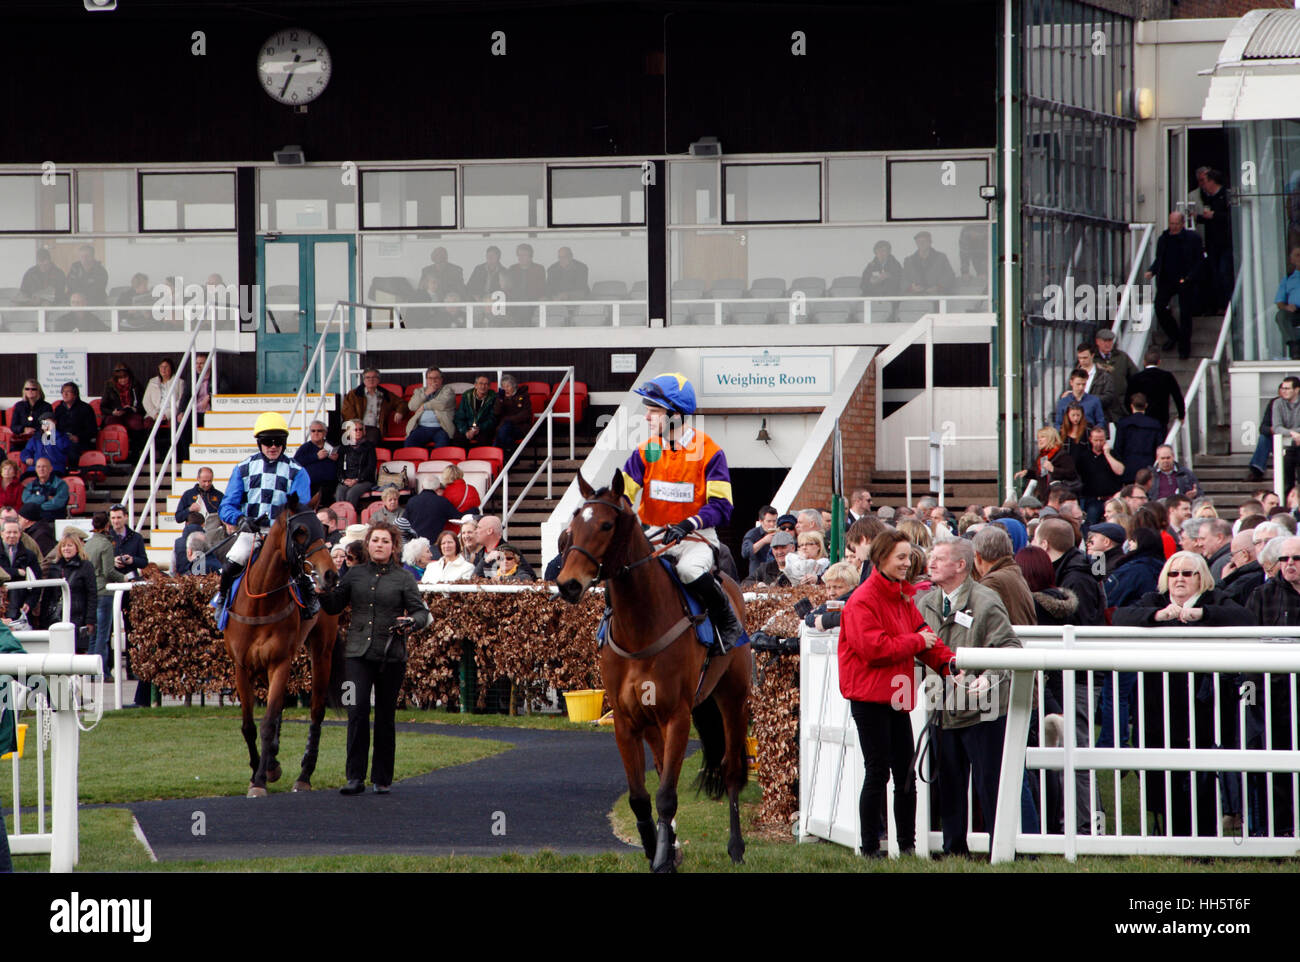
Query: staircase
[
  {"left": 143, "top": 394, "right": 334, "bottom": 569},
  {"left": 488, "top": 435, "right": 596, "bottom": 569}
]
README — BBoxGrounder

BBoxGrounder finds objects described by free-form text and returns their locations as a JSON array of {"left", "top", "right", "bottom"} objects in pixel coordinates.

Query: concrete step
[{"left": 193, "top": 427, "right": 308, "bottom": 446}]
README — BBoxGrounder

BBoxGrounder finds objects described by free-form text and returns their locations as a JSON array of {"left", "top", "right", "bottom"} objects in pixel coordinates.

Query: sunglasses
[
  {"left": 1279, "top": 556, "right": 1300, "bottom": 563},
  {"left": 1168, "top": 570, "right": 1198, "bottom": 578}
]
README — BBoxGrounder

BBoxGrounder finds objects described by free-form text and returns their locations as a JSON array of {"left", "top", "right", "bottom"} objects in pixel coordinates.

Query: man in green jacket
[
  {"left": 449, "top": 374, "right": 498, "bottom": 451},
  {"left": 85, "top": 511, "right": 124, "bottom": 678},
  {"left": 919, "top": 538, "right": 1022, "bottom": 856}
]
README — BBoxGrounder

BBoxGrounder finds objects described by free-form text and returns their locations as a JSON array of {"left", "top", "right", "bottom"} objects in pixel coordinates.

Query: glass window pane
[
  {"left": 258, "top": 168, "right": 353, "bottom": 232},
  {"left": 76, "top": 170, "right": 135, "bottom": 233},
  {"left": 0, "top": 174, "right": 71, "bottom": 232},
  {"left": 141, "top": 173, "right": 235, "bottom": 231},
  {"left": 888, "top": 158, "right": 989, "bottom": 220},
  {"left": 723, "top": 163, "right": 821, "bottom": 224},
  {"left": 463, "top": 164, "right": 545, "bottom": 229},
  {"left": 828, "top": 157, "right": 885, "bottom": 223},
  {"left": 670, "top": 162, "right": 718, "bottom": 225},
  {"left": 361, "top": 169, "right": 456, "bottom": 229},
  {"left": 549, "top": 167, "right": 645, "bottom": 226}
]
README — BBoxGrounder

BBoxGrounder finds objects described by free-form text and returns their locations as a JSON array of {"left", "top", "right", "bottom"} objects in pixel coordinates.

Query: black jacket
[
  {"left": 336, "top": 441, "right": 377, "bottom": 485},
  {"left": 1113, "top": 587, "right": 1251, "bottom": 629},
  {"left": 1113, "top": 412, "right": 1165, "bottom": 481},
  {"left": 1051, "top": 548, "right": 1106, "bottom": 626},
  {"left": 109, "top": 525, "right": 148, "bottom": 575},
  {"left": 805, "top": 590, "right": 853, "bottom": 631},
  {"left": 53, "top": 399, "right": 98, "bottom": 448},
  {"left": 1125, "top": 367, "right": 1186, "bottom": 429},
  {"left": 403, "top": 489, "right": 458, "bottom": 543},
  {"left": 174, "top": 484, "right": 224, "bottom": 525},
  {"left": 1149, "top": 228, "right": 1205, "bottom": 286},
  {"left": 0, "top": 543, "right": 42, "bottom": 617},
  {"left": 320, "top": 560, "right": 431, "bottom": 661},
  {"left": 46, "top": 555, "right": 97, "bottom": 629},
  {"left": 10, "top": 398, "right": 53, "bottom": 438},
  {"left": 1244, "top": 575, "right": 1300, "bottom": 628},
  {"left": 1219, "top": 560, "right": 1265, "bottom": 606}
]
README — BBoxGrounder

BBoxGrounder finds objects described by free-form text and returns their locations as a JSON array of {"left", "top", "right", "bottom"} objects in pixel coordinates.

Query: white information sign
[
  {"left": 698, "top": 348, "right": 833, "bottom": 399},
  {"left": 38, "top": 350, "right": 88, "bottom": 397}
]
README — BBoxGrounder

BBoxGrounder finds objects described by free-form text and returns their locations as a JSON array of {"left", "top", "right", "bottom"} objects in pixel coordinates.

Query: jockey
[
  {"left": 620, "top": 372, "right": 744, "bottom": 651},
  {"left": 212, "top": 412, "right": 313, "bottom": 610}
]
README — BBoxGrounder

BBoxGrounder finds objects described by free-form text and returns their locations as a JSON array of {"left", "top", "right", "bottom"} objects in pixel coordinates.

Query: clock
[{"left": 257, "top": 29, "right": 332, "bottom": 106}]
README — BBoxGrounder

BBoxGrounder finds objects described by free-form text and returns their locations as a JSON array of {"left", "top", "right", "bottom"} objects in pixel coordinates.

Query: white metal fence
[{"left": 800, "top": 622, "right": 1300, "bottom": 861}]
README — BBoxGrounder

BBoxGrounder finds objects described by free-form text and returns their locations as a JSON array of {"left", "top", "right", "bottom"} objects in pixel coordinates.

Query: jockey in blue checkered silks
[{"left": 212, "top": 411, "right": 312, "bottom": 610}]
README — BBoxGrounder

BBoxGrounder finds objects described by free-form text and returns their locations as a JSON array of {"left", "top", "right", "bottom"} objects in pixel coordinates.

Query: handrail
[
  {"left": 1163, "top": 273, "right": 1241, "bottom": 466},
  {"left": 1112, "top": 222, "right": 1154, "bottom": 344},
  {"left": 124, "top": 304, "right": 220, "bottom": 532},
  {"left": 3, "top": 578, "right": 71, "bottom": 627},
  {"left": 286, "top": 298, "right": 359, "bottom": 438}
]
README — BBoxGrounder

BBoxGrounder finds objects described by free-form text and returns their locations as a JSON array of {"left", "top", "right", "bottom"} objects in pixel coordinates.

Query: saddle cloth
[{"left": 596, "top": 559, "right": 749, "bottom": 652}]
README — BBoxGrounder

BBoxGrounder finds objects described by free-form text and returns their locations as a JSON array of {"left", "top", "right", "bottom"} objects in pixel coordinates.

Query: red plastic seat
[
  {"left": 97, "top": 424, "right": 130, "bottom": 464},
  {"left": 380, "top": 382, "right": 403, "bottom": 399},
  {"left": 429, "top": 446, "right": 465, "bottom": 463},
  {"left": 375, "top": 447, "right": 392, "bottom": 463},
  {"left": 77, "top": 450, "right": 109, "bottom": 484},
  {"left": 466, "top": 447, "right": 504, "bottom": 476},
  {"left": 329, "top": 501, "right": 357, "bottom": 528},
  {"left": 550, "top": 387, "right": 587, "bottom": 423},
  {"left": 64, "top": 476, "right": 86, "bottom": 515},
  {"left": 381, "top": 408, "right": 406, "bottom": 444},
  {"left": 391, "top": 446, "right": 430, "bottom": 463},
  {"left": 403, "top": 383, "right": 420, "bottom": 400},
  {"left": 89, "top": 397, "right": 102, "bottom": 421},
  {"left": 0, "top": 425, "right": 12, "bottom": 452},
  {"left": 360, "top": 501, "right": 387, "bottom": 524}
]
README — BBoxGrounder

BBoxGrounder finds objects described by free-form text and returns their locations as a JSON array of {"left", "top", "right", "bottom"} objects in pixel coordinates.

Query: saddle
[{"left": 596, "top": 559, "right": 747, "bottom": 655}]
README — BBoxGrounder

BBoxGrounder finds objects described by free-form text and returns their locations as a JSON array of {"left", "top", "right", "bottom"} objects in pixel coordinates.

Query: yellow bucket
[
  {"left": 2, "top": 723, "right": 27, "bottom": 761},
  {"left": 746, "top": 736, "right": 759, "bottom": 773},
  {"left": 563, "top": 689, "right": 606, "bottom": 723}
]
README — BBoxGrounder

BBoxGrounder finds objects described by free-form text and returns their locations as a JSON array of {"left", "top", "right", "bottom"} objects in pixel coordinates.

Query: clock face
[{"left": 257, "top": 29, "right": 331, "bottom": 105}]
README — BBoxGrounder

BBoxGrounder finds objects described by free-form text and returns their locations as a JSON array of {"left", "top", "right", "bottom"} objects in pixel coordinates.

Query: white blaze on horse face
[{"left": 581, "top": 506, "right": 595, "bottom": 523}]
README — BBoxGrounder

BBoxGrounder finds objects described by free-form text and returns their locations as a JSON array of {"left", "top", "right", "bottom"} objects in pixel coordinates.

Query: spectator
[
  {"left": 902, "top": 230, "right": 955, "bottom": 298},
  {"left": 505, "top": 244, "right": 546, "bottom": 321},
  {"left": 1145, "top": 210, "right": 1205, "bottom": 359},
  {"left": 1257, "top": 534, "right": 1288, "bottom": 580},
  {"left": 335, "top": 419, "right": 378, "bottom": 511},
  {"left": 742, "top": 530, "right": 796, "bottom": 588},
  {"left": 403, "top": 480, "right": 459, "bottom": 544},
  {"left": 1147, "top": 445, "right": 1199, "bottom": 501},
  {"left": 860, "top": 240, "right": 903, "bottom": 320},
  {"left": 173, "top": 510, "right": 205, "bottom": 575},
  {"left": 418, "top": 247, "right": 466, "bottom": 300},
  {"left": 1102, "top": 498, "right": 1132, "bottom": 536},
  {"left": 973, "top": 525, "right": 1036, "bottom": 626},
  {"left": 20, "top": 414, "right": 74, "bottom": 477},
  {"left": 1084, "top": 522, "right": 1126, "bottom": 579},
  {"left": 786, "top": 530, "right": 829, "bottom": 585},
  {"left": 174, "top": 466, "right": 223, "bottom": 524},
  {"left": 919, "top": 538, "right": 1022, "bottom": 854},
  {"left": 52, "top": 381, "right": 97, "bottom": 459},
  {"left": 546, "top": 246, "right": 589, "bottom": 301},
  {"left": 84, "top": 511, "right": 122, "bottom": 678},
  {"left": 405, "top": 367, "right": 456, "bottom": 449},
  {"left": 1196, "top": 169, "right": 1234, "bottom": 315},
  {"left": 1120, "top": 483, "right": 1149, "bottom": 516},
  {"left": 1015, "top": 426, "right": 1080, "bottom": 497},
  {"left": 294, "top": 421, "right": 339, "bottom": 502},
  {"left": 928, "top": 504, "right": 954, "bottom": 539},
  {"left": 341, "top": 369, "right": 404, "bottom": 446},
  {"left": 845, "top": 516, "right": 887, "bottom": 581},
  {"left": 0, "top": 461, "right": 22, "bottom": 512},
  {"left": 100, "top": 363, "right": 148, "bottom": 445},
  {"left": 1125, "top": 350, "right": 1185, "bottom": 430},
  {"left": 776, "top": 513, "right": 798, "bottom": 533},
  {"left": 1114, "top": 551, "right": 1250, "bottom": 836},
  {"left": 1104, "top": 527, "right": 1166, "bottom": 608},
  {"left": 316, "top": 507, "right": 343, "bottom": 547},
  {"left": 142, "top": 357, "right": 187, "bottom": 432},
  {"left": 450, "top": 375, "right": 498, "bottom": 451},
  {"left": 19, "top": 248, "right": 66, "bottom": 305},
  {"left": 439, "top": 464, "right": 481, "bottom": 515},
  {"left": 1274, "top": 245, "right": 1300, "bottom": 360},
  {"left": 795, "top": 508, "right": 824, "bottom": 535},
  {"left": 845, "top": 489, "right": 873, "bottom": 527},
  {"left": 0, "top": 518, "right": 41, "bottom": 624},
  {"left": 9, "top": 379, "right": 53, "bottom": 452},
  {"left": 1266, "top": 376, "right": 1300, "bottom": 494},
  {"left": 16, "top": 503, "right": 54, "bottom": 559},
  {"left": 1059, "top": 403, "right": 1090, "bottom": 460},
  {"left": 468, "top": 515, "right": 504, "bottom": 569},
  {"left": 457, "top": 515, "right": 479, "bottom": 558},
  {"left": 318, "top": 520, "right": 431, "bottom": 795},
  {"left": 65, "top": 244, "right": 107, "bottom": 305},
  {"left": 1133, "top": 503, "right": 1177, "bottom": 559},
  {"left": 401, "top": 537, "right": 432, "bottom": 579},
  {"left": 1073, "top": 343, "right": 1116, "bottom": 426},
  {"left": 1201, "top": 519, "right": 1234, "bottom": 581},
  {"left": 898, "top": 518, "right": 933, "bottom": 552},
  {"left": 1075, "top": 426, "right": 1125, "bottom": 524},
  {"left": 330, "top": 545, "right": 348, "bottom": 572},
  {"left": 369, "top": 485, "right": 404, "bottom": 526},
  {"left": 840, "top": 529, "right": 956, "bottom": 857},
  {"left": 185, "top": 532, "right": 222, "bottom": 576},
  {"left": 1053, "top": 369, "right": 1106, "bottom": 430},
  {"left": 1113, "top": 392, "right": 1164, "bottom": 484},
  {"left": 466, "top": 245, "right": 511, "bottom": 300},
  {"left": 1094, "top": 329, "right": 1138, "bottom": 422},
  {"left": 741, "top": 505, "right": 779, "bottom": 579},
  {"left": 484, "top": 541, "right": 536, "bottom": 582},
  {"left": 107, "top": 504, "right": 148, "bottom": 578},
  {"left": 1245, "top": 381, "right": 1286, "bottom": 482},
  {"left": 1218, "top": 531, "right": 1265, "bottom": 603},
  {"left": 423, "top": 530, "right": 475, "bottom": 584},
  {"left": 492, "top": 374, "right": 532, "bottom": 450},
  {"left": 22, "top": 458, "right": 69, "bottom": 521},
  {"left": 803, "top": 561, "right": 859, "bottom": 633}
]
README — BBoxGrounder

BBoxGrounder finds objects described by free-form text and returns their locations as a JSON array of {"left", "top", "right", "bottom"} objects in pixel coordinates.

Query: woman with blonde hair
[
  {"left": 1014, "top": 425, "right": 1079, "bottom": 494},
  {"left": 897, "top": 518, "right": 932, "bottom": 551},
  {"left": 1191, "top": 498, "right": 1218, "bottom": 519},
  {"left": 1102, "top": 497, "right": 1132, "bottom": 536},
  {"left": 44, "top": 532, "right": 97, "bottom": 644},
  {"left": 441, "top": 463, "right": 481, "bottom": 513},
  {"left": 786, "top": 529, "right": 830, "bottom": 585}
]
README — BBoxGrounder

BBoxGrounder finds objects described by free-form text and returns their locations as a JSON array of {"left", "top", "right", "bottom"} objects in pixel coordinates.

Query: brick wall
[
  {"left": 1171, "top": 0, "right": 1290, "bottom": 18},
  {"left": 789, "top": 362, "right": 875, "bottom": 511}
]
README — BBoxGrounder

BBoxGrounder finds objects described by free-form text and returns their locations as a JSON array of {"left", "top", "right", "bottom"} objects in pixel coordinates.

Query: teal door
[{"left": 256, "top": 234, "right": 356, "bottom": 394}]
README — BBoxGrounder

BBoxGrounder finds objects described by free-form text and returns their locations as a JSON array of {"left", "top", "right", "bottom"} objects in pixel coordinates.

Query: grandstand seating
[{"left": 97, "top": 425, "right": 129, "bottom": 464}]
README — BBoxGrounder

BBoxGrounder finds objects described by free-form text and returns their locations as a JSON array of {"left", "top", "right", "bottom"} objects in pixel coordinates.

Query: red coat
[{"left": 839, "top": 568, "right": 957, "bottom": 709}]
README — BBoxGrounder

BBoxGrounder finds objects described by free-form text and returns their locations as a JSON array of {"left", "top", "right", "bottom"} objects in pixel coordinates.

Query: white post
[
  {"left": 990, "top": 667, "right": 1034, "bottom": 864},
  {"left": 48, "top": 622, "right": 80, "bottom": 872},
  {"left": 1062, "top": 623, "right": 1077, "bottom": 863},
  {"left": 1274, "top": 433, "right": 1284, "bottom": 501}
]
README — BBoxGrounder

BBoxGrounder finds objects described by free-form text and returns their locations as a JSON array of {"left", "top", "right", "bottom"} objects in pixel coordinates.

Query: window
[
  {"left": 0, "top": 174, "right": 71, "bottom": 233},
  {"left": 462, "top": 164, "right": 545, "bottom": 229},
  {"left": 361, "top": 169, "right": 456, "bottom": 229},
  {"left": 548, "top": 166, "right": 645, "bottom": 226},
  {"left": 258, "top": 168, "right": 355, "bottom": 232},
  {"left": 76, "top": 170, "right": 135, "bottom": 233},
  {"left": 887, "top": 158, "right": 989, "bottom": 220},
  {"left": 828, "top": 157, "right": 885, "bottom": 223},
  {"left": 723, "top": 163, "right": 821, "bottom": 224},
  {"left": 670, "top": 162, "right": 719, "bottom": 225},
  {"left": 141, "top": 173, "right": 236, "bottom": 232}
]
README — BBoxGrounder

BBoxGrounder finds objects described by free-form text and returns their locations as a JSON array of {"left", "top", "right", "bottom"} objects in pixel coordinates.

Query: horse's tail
[
  {"left": 691, "top": 696, "right": 728, "bottom": 800},
  {"left": 326, "top": 628, "right": 347, "bottom": 710}
]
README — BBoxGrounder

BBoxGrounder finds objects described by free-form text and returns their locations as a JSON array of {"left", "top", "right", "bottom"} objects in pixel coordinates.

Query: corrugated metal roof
[{"left": 1243, "top": 10, "right": 1300, "bottom": 61}]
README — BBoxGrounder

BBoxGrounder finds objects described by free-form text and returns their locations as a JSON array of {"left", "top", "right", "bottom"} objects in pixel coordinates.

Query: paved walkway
[{"left": 126, "top": 721, "right": 673, "bottom": 862}]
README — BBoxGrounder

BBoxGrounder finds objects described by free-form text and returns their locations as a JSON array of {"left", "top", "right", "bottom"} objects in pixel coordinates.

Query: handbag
[{"left": 377, "top": 465, "right": 410, "bottom": 491}]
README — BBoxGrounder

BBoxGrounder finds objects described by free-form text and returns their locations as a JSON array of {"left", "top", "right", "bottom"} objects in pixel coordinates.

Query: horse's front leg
[
  {"left": 295, "top": 626, "right": 330, "bottom": 791},
  {"left": 613, "top": 714, "right": 656, "bottom": 864},
  {"left": 259, "top": 659, "right": 292, "bottom": 789},
  {"left": 232, "top": 662, "right": 263, "bottom": 795},
  {"left": 652, "top": 709, "right": 692, "bottom": 873}
]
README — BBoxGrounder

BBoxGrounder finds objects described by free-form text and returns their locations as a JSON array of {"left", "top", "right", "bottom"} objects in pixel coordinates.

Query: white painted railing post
[
  {"left": 1275, "top": 433, "right": 1285, "bottom": 500},
  {"left": 990, "top": 666, "right": 1034, "bottom": 864},
  {"left": 48, "top": 622, "right": 80, "bottom": 872}
]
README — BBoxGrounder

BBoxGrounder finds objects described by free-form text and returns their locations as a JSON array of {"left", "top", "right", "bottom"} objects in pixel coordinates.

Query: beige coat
[{"left": 407, "top": 384, "right": 456, "bottom": 439}]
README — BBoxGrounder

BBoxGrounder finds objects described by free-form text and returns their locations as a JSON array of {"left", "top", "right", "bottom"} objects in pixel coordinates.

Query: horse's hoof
[
  {"left": 247, "top": 785, "right": 268, "bottom": 798},
  {"left": 266, "top": 764, "right": 282, "bottom": 783},
  {"left": 292, "top": 780, "right": 311, "bottom": 792}
]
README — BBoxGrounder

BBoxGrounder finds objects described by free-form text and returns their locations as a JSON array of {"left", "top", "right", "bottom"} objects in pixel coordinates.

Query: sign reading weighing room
[{"left": 699, "top": 349, "right": 833, "bottom": 397}]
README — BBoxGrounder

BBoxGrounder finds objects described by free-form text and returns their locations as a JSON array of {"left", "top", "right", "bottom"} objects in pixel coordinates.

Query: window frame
[
  {"left": 546, "top": 165, "right": 647, "bottom": 228},
  {"left": 359, "top": 167, "right": 458, "bottom": 231},
  {"left": 138, "top": 170, "right": 238, "bottom": 234},
  {"left": 0, "top": 173, "right": 73, "bottom": 235},
  {"left": 721, "top": 161, "right": 823, "bottom": 225},
  {"left": 885, "top": 157, "right": 991, "bottom": 222}
]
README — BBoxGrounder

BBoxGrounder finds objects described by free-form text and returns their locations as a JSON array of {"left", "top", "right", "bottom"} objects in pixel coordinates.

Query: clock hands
[{"left": 279, "top": 54, "right": 302, "bottom": 99}]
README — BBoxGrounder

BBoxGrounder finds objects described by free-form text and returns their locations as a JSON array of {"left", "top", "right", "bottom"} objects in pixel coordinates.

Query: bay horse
[
  {"left": 557, "top": 471, "right": 752, "bottom": 872},
  {"left": 222, "top": 494, "right": 341, "bottom": 797}
]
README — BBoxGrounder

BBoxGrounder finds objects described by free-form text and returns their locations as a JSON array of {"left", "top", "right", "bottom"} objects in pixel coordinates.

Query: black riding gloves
[{"left": 662, "top": 519, "right": 695, "bottom": 546}]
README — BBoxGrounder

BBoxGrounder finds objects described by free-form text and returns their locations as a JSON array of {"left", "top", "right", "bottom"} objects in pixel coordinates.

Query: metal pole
[{"left": 48, "top": 622, "right": 79, "bottom": 872}]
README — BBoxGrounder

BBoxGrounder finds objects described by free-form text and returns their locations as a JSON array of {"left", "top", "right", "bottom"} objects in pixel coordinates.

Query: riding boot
[
  {"left": 213, "top": 560, "right": 245, "bottom": 609},
  {"left": 685, "top": 574, "right": 745, "bottom": 654}
]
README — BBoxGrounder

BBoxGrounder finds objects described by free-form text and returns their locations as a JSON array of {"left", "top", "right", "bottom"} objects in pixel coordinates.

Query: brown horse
[
  {"left": 558, "top": 471, "right": 752, "bottom": 872},
  {"left": 222, "top": 494, "right": 341, "bottom": 797}
]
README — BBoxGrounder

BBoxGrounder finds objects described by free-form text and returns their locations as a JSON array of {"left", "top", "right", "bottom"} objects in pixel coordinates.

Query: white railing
[
  {"left": 285, "top": 299, "right": 379, "bottom": 439},
  {"left": 1111, "top": 223, "right": 1154, "bottom": 346},
  {"left": 674, "top": 293, "right": 988, "bottom": 326},
  {"left": 800, "top": 623, "right": 1300, "bottom": 862},
  {"left": 1164, "top": 276, "right": 1239, "bottom": 468},
  {"left": 0, "top": 300, "right": 242, "bottom": 336},
  {"left": 123, "top": 305, "right": 222, "bottom": 533},
  {"left": 370, "top": 297, "right": 649, "bottom": 329},
  {"left": 903, "top": 434, "right": 999, "bottom": 506},
  {"left": 3, "top": 622, "right": 104, "bottom": 872}
]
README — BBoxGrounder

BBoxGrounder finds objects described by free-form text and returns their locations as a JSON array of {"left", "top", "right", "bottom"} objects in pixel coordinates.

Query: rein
[{"left": 236, "top": 511, "right": 330, "bottom": 620}]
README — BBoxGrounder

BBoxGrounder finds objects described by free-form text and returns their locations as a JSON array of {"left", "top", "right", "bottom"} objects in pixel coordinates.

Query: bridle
[
  {"left": 239, "top": 510, "right": 332, "bottom": 606},
  {"left": 564, "top": 497, "right": 681, "bottom": 584}
]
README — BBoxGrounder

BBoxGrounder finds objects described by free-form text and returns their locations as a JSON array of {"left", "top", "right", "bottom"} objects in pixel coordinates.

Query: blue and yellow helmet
[{"left": 634, "top": 372, "right": 696, "bottom": 416}]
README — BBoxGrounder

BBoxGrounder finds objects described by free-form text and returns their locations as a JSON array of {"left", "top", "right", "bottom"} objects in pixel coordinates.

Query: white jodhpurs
[
  {"left": 227, "top": 530, "right": 256, "bottom": 566},
  {"left": 647, "top": 525, "right": 719, "bottom": 583}
]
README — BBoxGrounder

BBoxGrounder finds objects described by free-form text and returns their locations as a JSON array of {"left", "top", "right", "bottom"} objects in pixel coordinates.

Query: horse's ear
[
  {"left": 577, "top": 472, "right": 594, "bottom": 499},
  {"left": 308, "top": 490, "right": 321, "bottom": 510},
  {"left": 610, "top": 470, "right": 625, "bottom": 499},
  {"left": 287, "top": 492, "right": 300, "bottom": 513}
]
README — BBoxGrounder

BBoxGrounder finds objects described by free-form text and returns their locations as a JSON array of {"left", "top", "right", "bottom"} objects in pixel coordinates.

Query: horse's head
[
  {"left": 557, "top": 470, "right": 635, "bottom": 604},
  {"left": 279, "top": 493, "right": 338, "bottom": 594}
]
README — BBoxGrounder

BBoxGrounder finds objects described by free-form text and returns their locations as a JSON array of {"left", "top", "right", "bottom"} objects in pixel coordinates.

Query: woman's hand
[
  {"left": 919, "top": 626, "right": 939, "bottom": 649},
  {"left": 1155, "top": 602, "right": 1182, "bottom": 622},
  {"left": 813, "top": 614, "right": 825, "bottom": 631},
  {"left": 1179, "top": 606, "right": 1203, "bottom": 623}
]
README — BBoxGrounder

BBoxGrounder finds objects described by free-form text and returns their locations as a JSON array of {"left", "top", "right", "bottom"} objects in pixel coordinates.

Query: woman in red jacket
[{"left": 840, "top": 529, "right": 957, "bottom": 857}]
